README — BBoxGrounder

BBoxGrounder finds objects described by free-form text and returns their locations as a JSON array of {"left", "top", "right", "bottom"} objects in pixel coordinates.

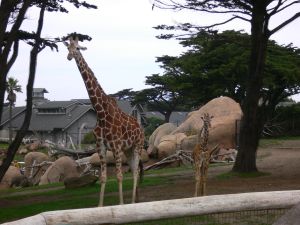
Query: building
[{"left": 0, "top": 88, "right": 188, "bottom": 145}]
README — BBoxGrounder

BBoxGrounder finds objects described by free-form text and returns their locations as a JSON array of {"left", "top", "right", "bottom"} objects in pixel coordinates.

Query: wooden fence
[{"left": 2, "top": 190, "right": 300, "bottom": 225}]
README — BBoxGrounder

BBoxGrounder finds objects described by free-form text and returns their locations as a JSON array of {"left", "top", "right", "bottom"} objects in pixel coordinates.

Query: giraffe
[
  {"left": 192, "top": 112, "right": 219, "bottom": 197},
  {"left": 64, "top": 36, "right": 144, "bottom": 206}
]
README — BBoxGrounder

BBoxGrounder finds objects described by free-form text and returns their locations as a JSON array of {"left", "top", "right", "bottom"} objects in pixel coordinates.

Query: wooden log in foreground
[{"left": 3, "top": 190, "right": 300, "bottom": 225}]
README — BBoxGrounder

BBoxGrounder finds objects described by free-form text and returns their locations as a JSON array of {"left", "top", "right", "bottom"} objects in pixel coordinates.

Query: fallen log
[{"left": 49, "top": 146, "right": 96, "bottom": 159}]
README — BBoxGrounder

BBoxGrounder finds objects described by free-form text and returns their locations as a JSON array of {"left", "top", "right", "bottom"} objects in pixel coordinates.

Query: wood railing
[{"left": 2, "top": 190, "right": 300, "bottom": 225}]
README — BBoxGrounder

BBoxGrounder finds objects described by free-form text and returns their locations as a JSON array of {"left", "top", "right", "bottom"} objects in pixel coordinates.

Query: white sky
[{"left": 8, "top": 0, "right": 300, "bottom": 106}]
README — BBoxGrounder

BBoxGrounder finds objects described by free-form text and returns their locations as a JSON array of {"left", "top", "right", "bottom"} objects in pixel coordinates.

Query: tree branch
[
  {"left": 268, "top": 0, "right": 300, "bottom": 16},
  {"left": 269, "top": 12, "right": 300, "bottom": 36},
  {"left": 7, "top": 40, "right": 19, "bottom": 71}
]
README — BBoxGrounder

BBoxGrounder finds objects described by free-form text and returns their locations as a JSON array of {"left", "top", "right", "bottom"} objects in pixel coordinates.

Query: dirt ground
[
  {"left": 2, "top": 139, "right": 300, "bottom": 206},
  {"left": 138, "top": 139, "right": 300, "bottom": 202}
]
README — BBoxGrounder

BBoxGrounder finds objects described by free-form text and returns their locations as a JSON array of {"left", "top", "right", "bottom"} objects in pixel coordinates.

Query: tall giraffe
[
  {"left": 192, "top": 112, "right": 218, "bottom": 196},
  {"left": 64, "top": 36, "right": 144, "bottom": 206}
]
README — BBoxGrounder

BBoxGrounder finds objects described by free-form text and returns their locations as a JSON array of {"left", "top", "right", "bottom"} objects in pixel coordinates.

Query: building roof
[
  {"left": 35, "top": 101, "right": 77, "bottom": 109},
  {"left": 31, "top": 105, "right": 94, "bottom": 131},
  {"left": 0, "top": 99, "right": 144, "bottom": 132},
  {"left": 72, "top": 99, "right": 136, "bottom": 115},
  {"left": 0, "top": 106, "right": 26, "bottom": 127},
  {"left": 1, "top": 99, "right": 188, "bottom": 132},
  {"left": 4, "top": 104, "right": 94, "bottom": 131},
  {"left": 33, "top": 88, "right": 48, "bottom": 93}
]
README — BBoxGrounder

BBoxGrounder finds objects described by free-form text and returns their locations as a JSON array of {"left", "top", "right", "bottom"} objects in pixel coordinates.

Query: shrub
[{"left": 82, "top": 131, "right": 96, "bottom": 144}]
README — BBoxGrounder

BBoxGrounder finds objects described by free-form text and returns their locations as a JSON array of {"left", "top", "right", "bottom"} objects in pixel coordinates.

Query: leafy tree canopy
[{"left": 154, "top": 30, "right": 300, "bottom": 112}]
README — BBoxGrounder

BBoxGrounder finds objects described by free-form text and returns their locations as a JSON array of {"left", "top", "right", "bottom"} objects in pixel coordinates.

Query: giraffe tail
[{"left": 139, "top": 159, "right": 144, "bottom": 183}]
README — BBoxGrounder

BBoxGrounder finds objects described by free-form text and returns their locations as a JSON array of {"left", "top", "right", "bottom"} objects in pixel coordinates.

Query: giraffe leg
[
  {"left": 202, "top": 165, "right": 208, "bottom": 196},
  {"left": 200, "top": 163, "right": 205, "bottom": 196},
  {"left": 194, "top": 164, "right": 200, "bottom": 197},
  {"left": 98, "top": 140, "right": 107, "bottom": 207},
  {"left": 131, "top": 147, "right": 141, "bottom": 203},
  {"left": 199, "top": 174, "right": 203, "bottom": 196},
  {"left": 115, "top": 146, "right": 124, "bottom": 205}
]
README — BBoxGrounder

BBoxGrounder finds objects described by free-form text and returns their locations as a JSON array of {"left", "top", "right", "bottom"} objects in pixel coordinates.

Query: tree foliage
[
  {"left": 0, "top": 0, "right": 97, "bottom": 182},
  {"left": 133, "top": 71, "right": 188, "bottom": 122},
  {"left": 110, "top": 88, "right": 137, "bottom": 101}
]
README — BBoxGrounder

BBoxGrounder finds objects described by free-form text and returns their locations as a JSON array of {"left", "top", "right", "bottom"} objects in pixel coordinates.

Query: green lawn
[{"left": 0, "top": 173, "right": 170, "bottom": 223}]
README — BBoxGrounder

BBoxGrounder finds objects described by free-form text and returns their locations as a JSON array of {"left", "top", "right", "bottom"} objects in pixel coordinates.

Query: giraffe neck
[
  {"left": 201, "top": 122, "right": 209, "bottom": 148},
  {"left": 73, "top": 51, "right": 109, "bottom": 112}
]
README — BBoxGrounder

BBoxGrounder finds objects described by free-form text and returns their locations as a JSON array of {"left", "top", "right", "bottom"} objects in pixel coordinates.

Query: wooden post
[{"left": 3, "top": 190, "right": 300, "bottom": 225}]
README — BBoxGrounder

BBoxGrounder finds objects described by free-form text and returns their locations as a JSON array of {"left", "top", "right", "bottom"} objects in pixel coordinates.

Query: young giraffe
[
  {"left": 193, "top": 112, "right": 218, "bottom": 196},
  {"left": 64, "top": 36, "right": 144, "bottom": 206}
]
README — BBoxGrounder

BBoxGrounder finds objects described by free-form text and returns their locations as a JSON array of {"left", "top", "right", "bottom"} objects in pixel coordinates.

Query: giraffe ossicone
[{"left": 65, "top": 36, "right": 144, "bottom": 206}]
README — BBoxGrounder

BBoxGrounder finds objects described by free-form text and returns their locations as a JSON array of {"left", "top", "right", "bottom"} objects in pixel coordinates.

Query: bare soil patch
[{"left": 139, "top": 140, "right": 300, "bottom": 202}]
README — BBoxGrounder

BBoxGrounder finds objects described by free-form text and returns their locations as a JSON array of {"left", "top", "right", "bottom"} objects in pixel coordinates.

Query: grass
[
  {"left": 0, "top": 143, "right": 9, "bottom": 149},
  {"left": 0, "top": 174, "right": 170, "bottom": 223},
  {"left": 259, "top": 136, "right": 300, "bottom": 148},
  {"left": 216, "top": 171, "right": 270, "bottom": 180}
]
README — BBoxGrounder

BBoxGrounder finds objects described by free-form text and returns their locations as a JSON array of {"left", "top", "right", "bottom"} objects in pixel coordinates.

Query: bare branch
[
  {"left": 153, "top": 0, "right": 251, "bottom": 16},
  {"left": 268, "top": 0, "right": 300, "bottom": 16},
  {"left": 269, "top": 12, "right": 300, "bottom": 36},
  {"left": 194, "top": 15, "right": 250, "bottom": 29}
]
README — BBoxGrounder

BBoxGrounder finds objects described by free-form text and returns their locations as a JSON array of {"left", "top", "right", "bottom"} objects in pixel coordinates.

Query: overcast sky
[{"left": 8, "top": 0, "right": 300, "bottom": 106}]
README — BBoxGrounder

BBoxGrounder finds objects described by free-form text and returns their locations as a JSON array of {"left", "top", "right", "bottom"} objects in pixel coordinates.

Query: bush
[
  {"left": 273, "top": 103, "right": 300, "bottom": 136},
  {"left": 82, "top": 131, "right": 96, "bottom": 144},
  {"left": 144, "top": 117, "right": 164, "bottom": 139}
]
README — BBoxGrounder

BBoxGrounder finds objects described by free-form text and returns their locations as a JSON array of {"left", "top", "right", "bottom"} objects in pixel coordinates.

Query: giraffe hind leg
[
  {"left": 194, "top": 163, "right": 200, "bottom": 197},
  {"left": 115, "top": 146, "right": 124, "bottom": 205},
  {"left": 97, "top": 140, "right": 107, "bottom": 207}
]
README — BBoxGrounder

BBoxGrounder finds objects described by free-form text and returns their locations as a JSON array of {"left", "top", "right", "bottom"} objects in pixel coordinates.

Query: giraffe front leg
[
  {"left": 194, "top": 164, "right": 200, "bottom": 197},
  {"left": 202, "top": 159, "right": 210, "bottom": 196},
  {"left": 202, "top": 167, "right": 207, "bottom": 196},
  {"left": 200, "top": 163, "right": 205, "bottom": 196},
  {"left": 98, "top": 140, "right": 107, "bottom": 207},
  {"left": 115, "top": 147, "right": 124, "bottom": 205}
]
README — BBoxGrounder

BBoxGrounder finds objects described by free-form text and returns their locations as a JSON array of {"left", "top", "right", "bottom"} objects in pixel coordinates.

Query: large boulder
[
  {"left": 25, "top": 140, "right": 41, "bottom": 151},
  {"left": 24, "top": 152, "right": 51, "bottom": 185},
  {"left": 39, "top": 156, "right": 80, "bottom": 185},
  {"left": 90, "top": 149, "right": 149, "bottom": 167},
  {"left": 181, "top": 135, "right": 197, "bottom": 152},
  {"left": 64, "top": 174, "right": 98, "bottom": 189},
  {"left": 157, "top": 133, "right": 187, "bottom": 159},
  {"left": 172, "top": 96, "right": 242, "bottom": 150},
  {"left": 0, "top": 166, "right": 24, "bottom": 188},
  {"left": 89, "top": 151, "right": 127, "bottom": 167},
  {"left": 147, "top": 123, "right": 177, "bottom": 157}
]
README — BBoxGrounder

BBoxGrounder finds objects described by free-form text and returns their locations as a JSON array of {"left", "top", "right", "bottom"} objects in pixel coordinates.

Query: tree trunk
[
  {"left": 0, "top": 5, "right": 45, "bottom": 182},
  {"left": 233, "top": 2, "right": 270, "bottom": 173},
  {"left": 164, "top": 111, "right": 172, "bottom": 123},
  {"left": 8, "top": 103, "right": 13, "bottom": 143},
  {"left": 0, "top": 0, "right": 30, "bottom": 123}
]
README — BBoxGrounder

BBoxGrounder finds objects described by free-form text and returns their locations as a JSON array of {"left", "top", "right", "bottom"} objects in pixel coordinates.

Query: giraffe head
[
  {"left": 64, "top": 36, "right": 87, "bottom": 61},
  {"left": 201, "top": 113, "right": 213, "bottom": 128}
]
